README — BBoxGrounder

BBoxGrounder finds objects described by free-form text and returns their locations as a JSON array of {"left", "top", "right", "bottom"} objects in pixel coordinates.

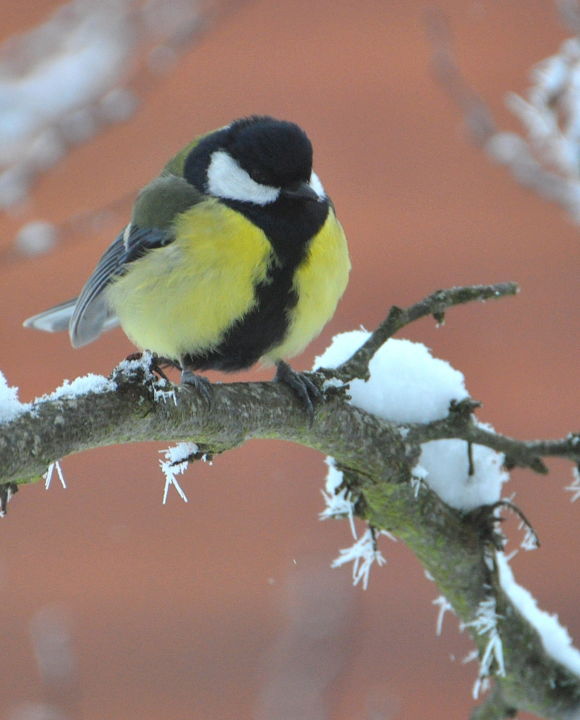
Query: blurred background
[{"left": 1, "top": 1, "right": 578, "bottom": 718}]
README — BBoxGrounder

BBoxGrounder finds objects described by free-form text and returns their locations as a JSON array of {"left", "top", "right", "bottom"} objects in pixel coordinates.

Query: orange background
[{"left": 1, "top": 1, "right": 579, "bottom": 718}]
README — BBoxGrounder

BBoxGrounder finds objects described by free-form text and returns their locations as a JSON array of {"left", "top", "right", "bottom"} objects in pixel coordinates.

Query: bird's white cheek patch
[
  {"left": 309, "top": 171, "right": 326, "bottom": 199},
  {"left": 207, "top": 150, "right": 280, "bottom": 205}
]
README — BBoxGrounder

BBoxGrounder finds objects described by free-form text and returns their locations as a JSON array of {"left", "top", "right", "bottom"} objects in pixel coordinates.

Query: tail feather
[
  {"left": 24, "top": 298, "right": 120, "bottom": 343},
  {"left": 23, "top": 299, "right": 78, "bottom": 333}
]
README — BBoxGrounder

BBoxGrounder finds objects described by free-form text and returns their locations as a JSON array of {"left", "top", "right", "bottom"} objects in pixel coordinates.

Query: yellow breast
[
  {"left": 106, "top": 200, "right": 272, "bottom": 359},
  {"left": 265, "top": 209, "right": 350, "bottom": 363}
]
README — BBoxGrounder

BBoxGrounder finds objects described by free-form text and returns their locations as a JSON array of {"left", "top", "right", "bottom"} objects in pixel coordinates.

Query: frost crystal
[
  {"left": 0, "top": 484, "right": 16, "bottom": 517},
  {"left": 565, "top": 466, "right": 580, "bottom": 502},
  {"left": 44, "top": 461, "right": 67, "bottom": 489},
  {"left": 411, "top": 464, "right": 428, "bottom": 498},
  {"left": 320, "top": 457, "right": 393, "bottom": 588},
  {"left": 519, "top": 521, "right": 540, "bottom": 551},
  {"left": 433, "top": 595, "right": 454, "bottom": 636},
  {"left": 159, "top": 443, "right": 198, "bottom": 504},
  {"left": 319, "top": 458, "right": 356, "bottom": 537},
  {"left": 153, "top": 386, "right": 177, "bottom": 405},
  {"left": 331, "top": 529, "right": 388, "bottom": 590},
  {"left": 461, "top": 596, "right": 506, "bottom": 699}
]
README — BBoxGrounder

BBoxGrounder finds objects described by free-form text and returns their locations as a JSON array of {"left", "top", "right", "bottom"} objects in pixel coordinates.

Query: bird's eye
[{"left": 249, "top": 169, "right": 270, "bottom": 185}]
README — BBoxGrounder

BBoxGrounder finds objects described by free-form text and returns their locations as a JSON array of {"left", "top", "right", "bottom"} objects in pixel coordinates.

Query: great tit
[{"left": 24, "top": 115, "right": 350, "bottom": 415}]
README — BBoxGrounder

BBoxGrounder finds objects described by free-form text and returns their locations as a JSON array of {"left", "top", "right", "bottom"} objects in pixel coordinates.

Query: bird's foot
[
  {"left": 124, "top": 352, "right": 178, "bottom": 383},
  {"left": 180, "top": 368, "right": 213, "bottom": 405},
  {"left": 275, "top": 361, "right": 321, "bottom": 425}
]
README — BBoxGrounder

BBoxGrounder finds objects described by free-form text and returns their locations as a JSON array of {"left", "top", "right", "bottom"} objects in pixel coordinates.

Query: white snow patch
[
  {"left": 316, "top": 332, "right": 507, "bottom": 511},
  {"left": 315, "top": 333, "right": 468, "bottom": 424},
  {"left": 497, "top": 552, "right": 580, "bottom": 677},
  {"left": 419, "top": 435, "right": 508, "bottom": 511},
  {"left": 0, "top": 370, "right": 30, "bottom": 423},
  {"left": 43, "top": 373, "right": 116, "bottom": 402}
]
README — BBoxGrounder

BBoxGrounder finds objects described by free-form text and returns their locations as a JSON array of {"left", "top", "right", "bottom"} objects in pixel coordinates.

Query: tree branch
[
  {"left": 333, "top": 282, "right": 519, "bottom": 382},
  {"left": 2, "top": 283, "right": 579, "bottom": 719},
  {"left": 405, "top": 398, "right": 579, "bottom": 474},
  {"left": 470, "top": 683, "right": 517, "bottom": 720},
  {"left": 0, "top": 359, "right": 407, "bottom": 486}
]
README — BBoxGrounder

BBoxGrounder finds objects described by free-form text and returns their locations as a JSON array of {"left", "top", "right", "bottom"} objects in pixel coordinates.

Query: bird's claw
[
  {"left": 180, "top": 368, "right": 213, "bottom": 405},
  {"left": 275, "top": 361, "right": 321, "bottom": 425}
]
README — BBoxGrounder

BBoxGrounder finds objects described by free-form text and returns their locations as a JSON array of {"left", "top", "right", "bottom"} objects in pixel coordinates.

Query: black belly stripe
[{"left": 182, "top": 195, "right": 330, "bottom": 372}]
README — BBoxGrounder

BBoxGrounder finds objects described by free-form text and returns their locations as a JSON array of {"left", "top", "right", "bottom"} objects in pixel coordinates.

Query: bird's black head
[
  {"left": 225, "top": 116, "right": 313, "bottom": 187},
  {"left": 184, "top": 115, "right": 325, "bottom": 206}
]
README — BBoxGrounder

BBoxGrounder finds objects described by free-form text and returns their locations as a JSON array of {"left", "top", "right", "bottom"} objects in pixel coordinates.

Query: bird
[{"left": 24, "top": 115, "right": 350, "bottom": 418}]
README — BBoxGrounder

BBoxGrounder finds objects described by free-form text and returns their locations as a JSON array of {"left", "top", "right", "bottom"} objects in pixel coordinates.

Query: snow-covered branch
[{"left": 2, "top": 283, "right": 579, "bottom": 718}]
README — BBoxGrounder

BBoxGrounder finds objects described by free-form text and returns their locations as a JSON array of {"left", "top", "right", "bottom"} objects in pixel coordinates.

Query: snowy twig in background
[
  {"left": 559, "top": 0, "right": 580, "bottom": 33},
  {"left": 428, "top": 5, "right": 580, "bottom": 224},
  {"left": 0, "top": 0, "right": 243, "bottom": 262},
  {"left": 426, "top": 7, "right": 496, "bottom": 145},
  {"left": 0, "top": 0, "right": 204, "bottom": 209}
]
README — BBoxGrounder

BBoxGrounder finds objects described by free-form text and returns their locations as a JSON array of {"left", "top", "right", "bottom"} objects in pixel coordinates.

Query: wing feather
[
  {"left": 25, "top": 173, "right": 200, "bottom": 347},
  {"left": 69, "top": 225, "right": 171, "bottom": 347}
]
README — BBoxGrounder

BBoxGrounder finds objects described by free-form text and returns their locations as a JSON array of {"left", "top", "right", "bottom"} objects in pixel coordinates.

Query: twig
[
  {"left": 335, "top": 282, "right": 518, "bottom": 382},
  {"left": 425, "top": 7, "right": 497, "bottom": 146},
  {"left": 405, "top": 398, "right": 579, "bottom": 472},
  {"left": 426, "top": 6, "right": 580, "bottom": 222},
  {"left": 558, "top": 0, "right": 580, "bottom": 34}
]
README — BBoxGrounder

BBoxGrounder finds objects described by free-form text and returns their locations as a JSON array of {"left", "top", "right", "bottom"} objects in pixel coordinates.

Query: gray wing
[
  {"left": 24, "top": 224, "right": 171, "bottom": 347},
  {"left": 69, "top": 225, "right": 171, "bottom": 347},
  {"left": 25, "top": 174, "right": 201, "bottom": 348}
]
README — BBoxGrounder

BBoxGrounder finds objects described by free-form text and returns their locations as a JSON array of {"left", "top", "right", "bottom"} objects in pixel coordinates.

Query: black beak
[{"left": 281, "top": 181, "right": 320, "bottom": 203}]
